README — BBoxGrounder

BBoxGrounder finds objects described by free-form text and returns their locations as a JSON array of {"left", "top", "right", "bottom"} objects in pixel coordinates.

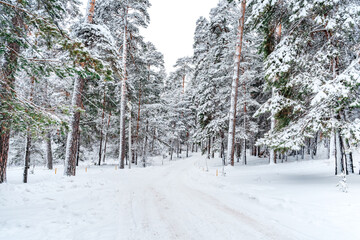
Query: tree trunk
[
  {"left": 345, "top": 139, "right": 354, "bottom": 174},
  {"left": 0, "top": 131, "right": 10, "bottom": 183},
  {"left": 311, "top": 133, "right": 318, "bottom": 159},
  {"left": 211, "top": 136, "right": 215, "bottom": 158},
  {"left": 23, "top": 75, "right": 34, "bottom": 183},
  {"left": 339, "top": 135, "right": 348, "bottom": 175},
  {"left": 46, "top": 132, "right": 53, "bottom": 170},
  {"left": 64, "top": 77, "right": 84, "bottom": 176},
  {"left": 220, "top": 131, "right": 226, "bottom": 168},
  {"left": 119, "top": 9, "right": 128, "bottom": 169},
  {"left": 0, "top": 15, "right": 21, "bottom": 183},
  {"left": 176, "top": 141, "right": 180, "bottom": 158},
  {"left": 207, "top": 136, "right": 211, "bottom": 159},
  {"left": 334, "top": 129, "right": 343, "bottom": 175},
  {"left": 102, "top": 112, "right": 111, "bottom": 163},
  {"left": 76, "top": 129, "right": 81, "bottom": 166},
  {"left": 151, "top": 128, "right": 155, "bottom": 153},
  {"left": 128, "top": 111, "right": 132, "bottom": 169},
  {"left": 86, "top": 0, "right": 97, "bottom": 23},
  {"left": 301, "top": 146, "right": 305, "bottom": 160},
  {"left": 341, "top": 111, "right": 354, "bottom": 174},
  {"left": 125, "top": 151, "right": 128, "bottom": 166},
  {"left": 226, "top": 0, "right": 246, "bottom": 166},
  {"left": 170, "top": 141, "right": 173, "bottom": 161},
  {"left": 64, "top": 0, "right": 94, "bottom": 175},
  {"left": 142, "top": 120, "right": 148, "bottom": 168},
  {"left": 23, "top": 130, "right": 31, "bottom": 183},
  {"left": 98, "top": 90, "right": 106, "bottom": 166},
  {"left": 44, "top": 75, "right": 53, "bottom": 170},
  {"left": 136, "top": 85, "right": 141, "bottom": 148},
  {"left": 236, "top": 142, "right": 241, "bottom": 162},
  {"left": 269, "top": 22, "right": 282, "bottom": 165},
  {"left": 241, "top": 139, "right": 247, "bottom": 165}
]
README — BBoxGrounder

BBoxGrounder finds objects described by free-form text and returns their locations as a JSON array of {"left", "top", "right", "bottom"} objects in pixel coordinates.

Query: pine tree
[
  {"left": 0, "top": 0, "right": 103, "bottom": 182},
  {"left": 253, "top": 0, "right": 360, "bottom": 173},
  {"left": 226, "top": 0, "right": 247, "bottom": 166}
]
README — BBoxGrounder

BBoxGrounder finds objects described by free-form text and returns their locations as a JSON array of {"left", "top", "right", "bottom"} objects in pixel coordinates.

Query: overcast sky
[
  {"left": 141, "top": 0, "right": 220, "bottom": 73},
  {"left": 81, "top": 0, "right": 220, "bottom": 73}
]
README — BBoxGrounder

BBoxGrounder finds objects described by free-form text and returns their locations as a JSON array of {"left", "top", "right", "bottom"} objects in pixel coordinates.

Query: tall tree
[
  {"left": 254, "top": 0, "right": 360, "bottom": 174},
  {"left": 118, "top": 7, "right": 128, "bottom": 169},
  {"left": 226, "top": 0, "right": 246, "bottom": 166},
  {"left": 64, "top": 0, "right": 114, "bottom": 176},
  {"left": 0, "top": 10, "right": 21, "bottom": 183},
  {"left": 0, "top": 0, "right": 84, "bottom": 182}
]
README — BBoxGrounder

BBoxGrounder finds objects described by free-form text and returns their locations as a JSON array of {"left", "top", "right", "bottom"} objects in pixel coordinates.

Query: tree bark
[
  {"left": 98, "top": 90, "right": 106, "bottom": 166},
  {"left": 142, "top": 120, "right": 148, "bottom": 167},
  {"left": 45, "top": 131, "right": 53, "bottom": 169},
  {"left": 334, "top": 129, "right": 343, "bottom": 175},
  {"left": 207, "top": 136, "right": 211, "bottom": 159},
  {"left": 23, "top": 131, "right": 31, "bottom": 183},
  {"left": 128, "top": 110, "right": 132, "bottom": 169},
  {"left": 220, "top": 131, "right": 226, "bottom": 167},
  {"left": 86, "top": 0, "right": 96, "bottom": 23},
  {"left": 170, "top": 142, "right": 173, "bottom": 161},
  {"left": 186, "top": 143, "right": 189, "bottom": 158},
  {"left": 226, "top": 0, "right": 246, "bottom": 166},
  {"left": 269, "top": 22, "right": 282, "bottom": 165},
  {"left": 211, "top": 136, "right": 215, "bottom": 158},
  {"left": 241, "top": 139, "right": 247, "bottom": 165},
  {"left": 135, "top": 84, "right": 141, "bottom": 156},
  {"left": 76, "top": 129, "right": 81, "bottom": 166},
  {"left": 64, "top": 76, "right": 84, "bottom": 176},
  {"left": 102, "top": 112, "right": 111, "bottom": 163},
  {"left": 64, "top": 0, "right": 95, "bottom": 175},
  {"left": 242, "top": 79, "right": 247, "bottom": 165},
  {"left": 236, "top": 141, "right": 240, "bottom": 162},
  {"left": 44, "top": 79, "right": 53, "bottom": 170},
  {"left": 0, "top": 131, "right": 10, "bottom": 183},
  {"left": 119, "top": 9, "right": 128, "bottom": 169},
  {"left": 23, "top": 76, "right": 34, "bottom": 183},
  {"left": 0, "top": 15, "right": 21, "bottom": 183}
]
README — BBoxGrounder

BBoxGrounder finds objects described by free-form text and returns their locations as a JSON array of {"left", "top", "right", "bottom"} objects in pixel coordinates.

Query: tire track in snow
[
  {"left": 179, "top": 183, "right": 292, "bottom": 240},
  {"left": 170, "top": 159, "right": 294, "bottom": 240},
  {"left": 148, "top": 186, "right": 186, "bottom": 240}
]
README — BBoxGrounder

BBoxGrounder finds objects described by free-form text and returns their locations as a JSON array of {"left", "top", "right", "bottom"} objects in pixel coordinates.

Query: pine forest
[{"left": 1, "top": 0, "right": 360, "bottom": 239}]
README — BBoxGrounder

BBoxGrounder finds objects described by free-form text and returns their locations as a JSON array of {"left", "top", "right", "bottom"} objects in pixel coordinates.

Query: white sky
[
  {"left": 81, "top": 0, "right": 220, "bottom": 73},
  {"left": 141, "top": 0, "right": 220, "bottom": 73}
]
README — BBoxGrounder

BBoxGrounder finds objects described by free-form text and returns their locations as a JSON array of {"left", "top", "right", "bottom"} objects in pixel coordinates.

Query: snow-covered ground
[{"left": 1, "top": 153, "right": 359, "bottom": 240}]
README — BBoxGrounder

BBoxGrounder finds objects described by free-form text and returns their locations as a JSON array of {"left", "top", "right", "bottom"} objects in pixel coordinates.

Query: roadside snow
[{"left": 0, "top": 153, "right": 359, "bottom": 240}]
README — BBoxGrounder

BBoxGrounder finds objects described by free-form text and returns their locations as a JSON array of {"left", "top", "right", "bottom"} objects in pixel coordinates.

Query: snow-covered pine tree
[
  {"left": 0, "top": 0, "right": 104, "bottom": 182},
  {"left": 96, "top": 0, "right": 151, "bottom": 169},
  {"left": 192, "top": 1, "right": 238, "bottom": 162},
  {"left": 253, "top": 0, "right": 360, "bottom": 174},
  {"left": 236, "top": 31, "right": 265, "bottom": 165},
  {"left": 133, "top": 42, "right": 165, "bottom": 166},
  {"left": 226, "top": 0, "right": 247, "bottom": 166},
  {"left": 64, "top": 0, "right": 115, "bottom": 176},
  {"left": 174, "top": 57, "right": 193, "bottom": 157}
]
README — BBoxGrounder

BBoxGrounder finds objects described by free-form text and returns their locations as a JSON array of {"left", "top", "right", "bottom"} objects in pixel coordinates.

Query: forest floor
[{"left": 1, "top": 152, "right": 360, "bottom": 240}]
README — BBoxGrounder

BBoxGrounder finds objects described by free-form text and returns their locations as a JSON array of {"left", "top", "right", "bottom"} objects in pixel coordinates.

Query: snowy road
[
  {"left": 117, "top": 159, "right": 290, "bottom": 240},
  {"left": 1, "top": 154, "right": 359, "bottom": 240}
]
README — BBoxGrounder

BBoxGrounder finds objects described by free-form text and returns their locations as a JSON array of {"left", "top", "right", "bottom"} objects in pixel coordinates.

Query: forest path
[
  {"left": 115, "top": 157, "right": 295, "bottom": 240},
  {"left": 1, "top": 154, "right": 320, "bottom": 240}
]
